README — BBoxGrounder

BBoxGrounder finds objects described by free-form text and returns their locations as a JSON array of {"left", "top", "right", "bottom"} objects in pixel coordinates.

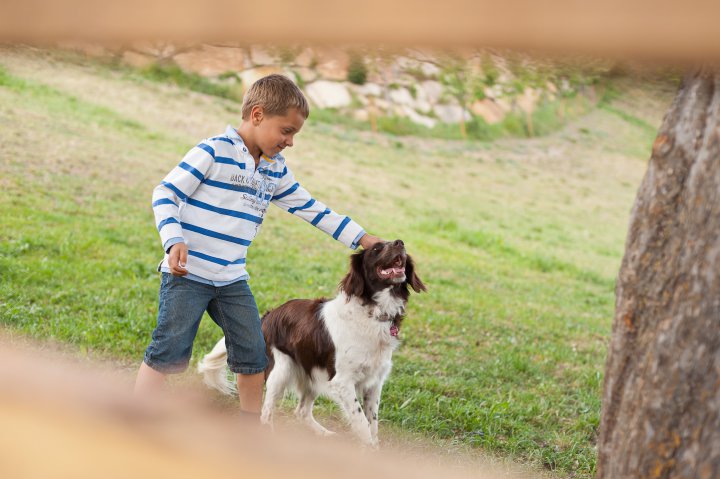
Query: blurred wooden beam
[{"left": 0, "top": 0, "right": 719, "bottom": 62}]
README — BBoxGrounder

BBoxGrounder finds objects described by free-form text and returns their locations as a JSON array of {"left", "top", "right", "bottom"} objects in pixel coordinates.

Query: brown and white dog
[{"left": 198, "top": 239, "right": 425, "bottom": 446}]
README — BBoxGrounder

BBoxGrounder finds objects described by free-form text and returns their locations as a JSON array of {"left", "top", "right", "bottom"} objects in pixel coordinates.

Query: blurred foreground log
[
  {"left": 597, "top": 69, "right": 720, "bottom": 478},
  {"left": 0, "top": 340, "right": 511, "bottom": 479},
  {"left": 0, "top": 0, "right": 720, "bottom": 62}
]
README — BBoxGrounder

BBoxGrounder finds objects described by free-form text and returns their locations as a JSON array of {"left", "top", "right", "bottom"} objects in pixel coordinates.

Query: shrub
[{"left": 347, "top": 52, "right": 368, "bottom": 85}]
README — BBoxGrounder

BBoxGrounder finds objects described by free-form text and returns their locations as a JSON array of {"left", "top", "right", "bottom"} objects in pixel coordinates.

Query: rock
[
  {"left": 314, "top": 48, "right": 349, "bottom": 81},
  {"left": 250, "top": 46, "right": 276, "bottom": 66},
  {"left": 355, "top": 82, "right": 382, "bottom": 97},
  {"left": 420, "top": 80, "right": 444, "bottom": 104},
  {"left": 304, "top": 81, "right": 352, "bottom": 108},
  {"left": 294, "top": 48, "right": 315, "bottom": 68},
  {"left": 413, "top": 99, "right": 433, "bottom": 114},
  {"left": 471, "top": 99, "right": 506, "bottom": 124},
  {"left": 129, "top": 41, "right": 187, "bottom": 59},
  {"left": 389, "top": 87, "right": 415, "bottom": 106},
  {"left": 401, "top": 106, "right": 437, "bottom": 128},
  {"left": 433, "top": 104, "right": 471, "bottom": 123},
  {"left": 122, "top": 51, "right": 155, "bottom": 68},
  {"left": 353, "top": 109, "right": 369, "bottom": 122},
  {"left": 173, "top": 45, "right": 247, "bottom": 77},
  {"left": 294, "top": 67, "right": 318, "bottom": 84},
  {"left": 239, "top": 66, "right": 286, "bottom": 92},
  {"left": 516, "top": 87, "right": 541, "bottom": 114},
  {"left": 420, "top": 62, "right": 440, "bottom": 78}
]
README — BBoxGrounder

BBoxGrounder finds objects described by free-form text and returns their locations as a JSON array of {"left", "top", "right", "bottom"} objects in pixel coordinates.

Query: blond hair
[{"left": 241, "top": 74, "right": 310, "bottom": 120}]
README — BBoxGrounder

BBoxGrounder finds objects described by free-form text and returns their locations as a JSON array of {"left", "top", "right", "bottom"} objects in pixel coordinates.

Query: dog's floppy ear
[
  {"left": 340, "top": 249, "right": 366, "bottom": 299},
  {"left": 405, "top": 255, "right": 426, "bottom": 293}
]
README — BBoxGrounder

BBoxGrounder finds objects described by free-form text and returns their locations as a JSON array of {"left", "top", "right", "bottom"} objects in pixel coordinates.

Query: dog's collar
[
  {"left": 390, "top": 323, "right": 399, "bottom": 337},
  {"left": 376, "top": 313, "right": 401, "bottom": 337}
]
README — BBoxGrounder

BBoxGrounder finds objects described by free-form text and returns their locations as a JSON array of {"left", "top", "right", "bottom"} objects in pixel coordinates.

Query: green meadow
[{"left": 0, "top": 46, "right": 677, "bottom": 477}]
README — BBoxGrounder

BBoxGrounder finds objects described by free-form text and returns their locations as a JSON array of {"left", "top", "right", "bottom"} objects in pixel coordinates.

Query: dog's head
[{"left": 340, "top": 239, "right": 426, "bottom": 304}]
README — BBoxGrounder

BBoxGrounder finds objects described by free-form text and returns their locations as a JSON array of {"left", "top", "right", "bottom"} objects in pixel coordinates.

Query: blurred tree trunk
[{"left": 597, "top": 69, "right": 720, "bottom": 478}]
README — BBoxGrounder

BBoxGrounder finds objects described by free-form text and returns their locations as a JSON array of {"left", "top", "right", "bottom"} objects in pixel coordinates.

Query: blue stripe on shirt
[
  {"left": 311, "top": 208, "right": 331, "bottom": 226},
  {"left": 273, "top": 182, "right": 299, "bottom": 200},
  {"left": 196, "top": 143, "right": 215, "bottom": 158},
  {"left": 333, "top": 217, "right": 351, "bottom": 240},
  {"left": 186, "top": 198, "right": 263, "bottom": 224},
  {"left": 209, "top": 136, "right": 234, "bottom": 145},
  {"left": 215, "top": 156, "right": 245, "bottom": 168},
  {"left": 157, "top": 217, "right": 180, "bottom": 231},
  {"left": 288, "top": 199, "right": 316, "bottom": 214},
  {"left": 188, "top": 250, "right": 246, "bottom": 266},
  {"left": 178, "top": 161, "right": 205, "bottom": 181},
  {"left": 152, "top": 198, "right": 177, "bottom": 208},
  {"left": 161, "top": 181, "right": 188, "bottom": 201},
  {"left": 260, "top": 166, "right": 287, "bottom": 179},
  {"left": 181, "top": 222, "right": 252, "bottom": 246}
]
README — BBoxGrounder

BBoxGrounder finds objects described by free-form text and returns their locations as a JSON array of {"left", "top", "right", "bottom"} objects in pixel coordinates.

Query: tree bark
[{"left": 597, "top": 69, "right": 720, "bottom": 478}]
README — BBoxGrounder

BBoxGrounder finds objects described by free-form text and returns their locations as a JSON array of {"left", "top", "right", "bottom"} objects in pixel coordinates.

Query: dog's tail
[{"left": 197, "top": 337, "right": 236, "bottom": 396}]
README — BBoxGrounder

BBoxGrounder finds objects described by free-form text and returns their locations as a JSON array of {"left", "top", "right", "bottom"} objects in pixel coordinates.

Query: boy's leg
[
  {"left": 236, "top": 372, "right": 265, "bottom": 413},
  {"left": 136, "top": 273, "right": 212, "bottom": 397},
  {"left": 134, "top": 361, "right": 168, "bottom": 396},
  {"left": 207, "top": 280, "right": 268, "bottom": 414}
]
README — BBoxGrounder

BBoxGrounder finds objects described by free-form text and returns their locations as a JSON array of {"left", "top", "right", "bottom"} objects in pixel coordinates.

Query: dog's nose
[{"left": 393, "top": 239, "right": 404, "bottom": 247}]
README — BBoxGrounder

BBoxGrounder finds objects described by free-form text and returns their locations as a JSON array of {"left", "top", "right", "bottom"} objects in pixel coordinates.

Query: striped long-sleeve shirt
[{"left": 152, "top": 125, "right": 365, "bottom": 282}]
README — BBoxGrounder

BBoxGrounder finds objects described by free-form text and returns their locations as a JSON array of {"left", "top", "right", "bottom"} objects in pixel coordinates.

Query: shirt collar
[
  {"left": 224, "top": 124, "right": 243, "bottom": 144},
  {"left": 223, "top": 124, "right": 285, "bottom": 164}
]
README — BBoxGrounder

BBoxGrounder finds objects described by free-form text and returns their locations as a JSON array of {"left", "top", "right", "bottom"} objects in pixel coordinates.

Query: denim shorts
[{"left": 144, "top": 273, "right": 268, "bottom": 375}]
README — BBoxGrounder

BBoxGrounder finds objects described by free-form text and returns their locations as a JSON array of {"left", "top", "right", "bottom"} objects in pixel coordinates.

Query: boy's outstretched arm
[{"left": 358, "top": 233, "right": 383, "bottom": 249}]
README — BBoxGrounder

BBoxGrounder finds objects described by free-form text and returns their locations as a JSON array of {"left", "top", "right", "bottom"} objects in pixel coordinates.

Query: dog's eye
[{"left": 373, "top": 244, "right": 383, "bottom": 252}]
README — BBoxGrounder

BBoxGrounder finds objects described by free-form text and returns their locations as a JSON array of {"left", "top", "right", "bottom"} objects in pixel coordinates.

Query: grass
[{"left": 0, "top": 49, "right": 670, "bottom": 478}]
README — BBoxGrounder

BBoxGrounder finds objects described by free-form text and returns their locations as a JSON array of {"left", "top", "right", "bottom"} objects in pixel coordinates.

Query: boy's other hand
[
  {"left": 359, "top": 233, "right": 384, "bottom": 250},
  {"left": 168, "top": 243, "right": 189, "bottom": 276}
]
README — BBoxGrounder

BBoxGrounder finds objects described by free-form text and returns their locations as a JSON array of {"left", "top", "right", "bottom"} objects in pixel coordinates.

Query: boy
[{"left": 134, "top": 74, "right": 381, "bottom": 416}]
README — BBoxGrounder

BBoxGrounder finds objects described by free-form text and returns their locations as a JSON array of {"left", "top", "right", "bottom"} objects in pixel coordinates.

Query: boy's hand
[
  {"left": 359, "top": 233, "right": 384, "bottom": 250},
  {"left": 168, "top": 243, "right": 189, "bottom": 276}
]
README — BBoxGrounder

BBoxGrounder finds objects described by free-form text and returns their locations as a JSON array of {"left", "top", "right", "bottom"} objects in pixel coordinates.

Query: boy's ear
[
  {"left": 251, "top": 105, "right": 264, "bottom": 124},
  {"left": 340, "top": 250, "right": 366, "bottom": 299}
]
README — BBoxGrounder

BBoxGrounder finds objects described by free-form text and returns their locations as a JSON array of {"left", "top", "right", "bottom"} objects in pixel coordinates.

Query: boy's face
[{"left": 253, "top": 107, "right": 305, "bottom": 158}]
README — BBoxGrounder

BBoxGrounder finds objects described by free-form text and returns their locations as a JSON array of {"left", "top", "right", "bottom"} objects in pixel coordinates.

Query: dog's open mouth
[{"left": 377, "top": 256, "right": 406, "bottom": 280}]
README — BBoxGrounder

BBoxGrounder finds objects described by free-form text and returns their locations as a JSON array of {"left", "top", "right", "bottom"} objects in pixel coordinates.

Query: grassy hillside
[{"left": 0, "top": 46, "right": 678, "bottom": 477}]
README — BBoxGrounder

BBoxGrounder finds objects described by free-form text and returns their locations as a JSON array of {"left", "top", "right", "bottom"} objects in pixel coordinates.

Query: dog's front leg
[
  {"left": 362, "top": 384, "right": 383, "bottom": 446},
  {"left": 329, "top": 380, "right": 373, "bottom": 445}
]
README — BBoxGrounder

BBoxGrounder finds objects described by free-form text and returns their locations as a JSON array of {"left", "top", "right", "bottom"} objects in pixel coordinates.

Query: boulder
[
  {"left": 304, "top": 81, "right": 352, "bottom": 108},
  {"left": 389, "top": 87, "right": 415, "bottom": 106},
  {"left": 516, "top": 87, "right": 541, "bottom": 114},
  {"left": 294, "top": 67, "right": 318, "bottom": 84},
  {"left": 122, "top": 51, "right": 155, "bottom": 68},
  {"left": 433, "top": 104, "right": 471, "bottom": 123},
  {"left": 471, "top": 99, "right": 506, "bottom": 124},
  {"left": 420, "top": 80, "right": 444, "bottom": 104},
  {"left": 250, "top": 46, "right": 276, "bottom": 66},
  {"left": 314, "top": 48, "right": 349, "bottom": 81},
  {"left": 354, "top": 82, "right": 383, "bottom": 97},
  {"left": 294, "top": 48, "right": 315, "bottom": 68},
  {"left": 239, "top": 66, "right": 286, "bottom": 92},
  {"left": 173, "top": 45, "right": 247, "bottom": 77},
  {"left": 401, "top": 106, "right": 437, "bottom": 128},
  {"left": 353, "top": 109, "right": 369, "bottom": 122}
]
